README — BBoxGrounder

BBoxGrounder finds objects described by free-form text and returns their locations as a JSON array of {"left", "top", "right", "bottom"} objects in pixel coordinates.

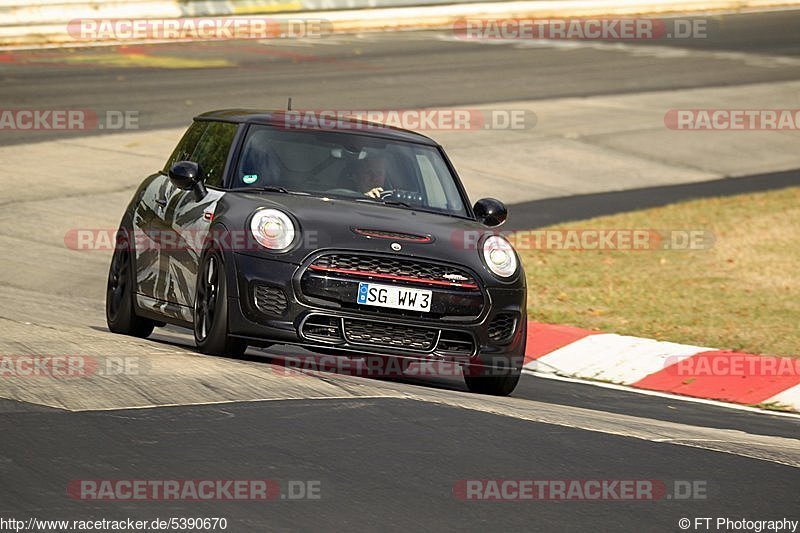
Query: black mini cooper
[{"left": 106, "top": 110, "right": 526, "bottom": 395}]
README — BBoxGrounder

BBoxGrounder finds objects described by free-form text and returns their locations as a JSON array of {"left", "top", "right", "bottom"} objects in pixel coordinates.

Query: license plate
[{"left": 356, "top": 282, "right": 432, "bottom": 312}]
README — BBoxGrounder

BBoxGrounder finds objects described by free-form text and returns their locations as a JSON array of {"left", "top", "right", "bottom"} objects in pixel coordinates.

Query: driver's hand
[{"left": 365, "top": 187, "right": 384, "bottom": 199}]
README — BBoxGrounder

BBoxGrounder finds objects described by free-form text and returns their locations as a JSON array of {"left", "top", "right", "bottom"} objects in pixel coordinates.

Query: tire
[
  {"left": 105, "top": 230, "right": 155, "bottom": 338},
  {"left": 193, "top": 249, "right": 248, "bottom": 357},
  {"left": 464, "top": 367, "right": 521, "bottom": 396}
]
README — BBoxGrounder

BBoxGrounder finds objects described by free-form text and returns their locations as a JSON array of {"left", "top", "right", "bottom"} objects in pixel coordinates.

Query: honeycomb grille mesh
[
  {"left": 312, "top": 254, "right": 478, "bottom": 288},
  {"left": 488, "top": 312, "right": 517, "bottom": 342},
  {"left": 343, "top": 318, "right": 437, "bottom": 351},
  {"left": 253, "top": 284, "right": 288, "bottom": 316}
]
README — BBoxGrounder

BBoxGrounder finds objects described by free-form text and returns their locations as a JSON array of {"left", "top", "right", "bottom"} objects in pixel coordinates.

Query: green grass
[{"left": 517, "top": 186, "right": 800, "bottom": 358}]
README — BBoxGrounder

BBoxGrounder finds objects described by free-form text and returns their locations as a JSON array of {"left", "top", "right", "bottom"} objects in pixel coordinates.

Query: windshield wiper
[
  {"left": 355, "top": 198, "right": 413, "bottom": 209},
  {"left": 242, "top": 186, "right": 311, "bottom": 196},
  {"left": 382, "top": 200, "right": 413, "bottom": 208},
  {"left": 244, "top": 186, "right": 290, "bottom": 194}
]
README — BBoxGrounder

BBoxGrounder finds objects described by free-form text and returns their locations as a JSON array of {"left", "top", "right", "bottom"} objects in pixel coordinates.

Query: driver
[{"left": 353, "top": 156, "right": 391, "bottom": 198}]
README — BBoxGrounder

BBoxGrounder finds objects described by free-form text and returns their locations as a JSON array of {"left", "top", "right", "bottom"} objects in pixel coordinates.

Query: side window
[
  {"left": 164, "top": 121, "right": 207, "bottom": 173},
  {"left": 190, "top": 121, "right": 238, "bottom": 188}
]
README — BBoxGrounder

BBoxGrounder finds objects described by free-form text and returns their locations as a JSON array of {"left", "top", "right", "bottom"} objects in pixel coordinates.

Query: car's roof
[{"left": 195, "top": 109, "right": 439, "bottom": 146}]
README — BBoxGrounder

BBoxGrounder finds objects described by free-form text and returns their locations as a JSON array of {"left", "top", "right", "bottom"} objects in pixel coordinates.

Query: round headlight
[
  {"left": 482, "top": 235, "right": 518, "bottom": 278},
  {"left": 250, "top": 209, "right": 296, "bottom": 250}
]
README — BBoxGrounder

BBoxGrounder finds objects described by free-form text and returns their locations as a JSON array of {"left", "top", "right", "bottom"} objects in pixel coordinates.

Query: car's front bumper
[{"left": 226, "top": 252, "right": 526, "bottom": 372}]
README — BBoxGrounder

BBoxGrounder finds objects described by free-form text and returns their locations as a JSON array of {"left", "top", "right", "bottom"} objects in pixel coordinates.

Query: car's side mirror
[
  {"left": 169, "top": 161, "right": 207, "bottom": 202},
  {"left": 473, "top": 198, "right": 507, "bottom": 227}
]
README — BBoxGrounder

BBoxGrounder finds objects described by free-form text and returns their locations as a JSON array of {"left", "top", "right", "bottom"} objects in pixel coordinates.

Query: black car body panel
[{"left": 120, "top": 110, "right": 527, "bottom": 375}]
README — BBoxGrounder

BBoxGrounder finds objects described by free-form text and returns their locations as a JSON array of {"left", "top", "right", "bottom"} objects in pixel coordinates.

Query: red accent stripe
[
  {"left": 353, "top": 229, "right": 432, "bottom": 243},
  {"left": 524, "top": 321, "right": 596, "bottom": 365},
  {"left": 632, "top": 350, "right": 800, "bottom": 405},
  {"left": 308, "top": 264, "right": 479, "bottom": 290}
]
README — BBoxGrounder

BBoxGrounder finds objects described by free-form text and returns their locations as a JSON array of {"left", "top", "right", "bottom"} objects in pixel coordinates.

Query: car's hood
[{"left": 215, "top": 191, "right": 517, "bottom": 283}]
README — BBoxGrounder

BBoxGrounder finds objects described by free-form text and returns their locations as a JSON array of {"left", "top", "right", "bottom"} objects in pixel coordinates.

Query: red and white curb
[{"left": 523, "top": 322, "right": 800, "bottom": 413}]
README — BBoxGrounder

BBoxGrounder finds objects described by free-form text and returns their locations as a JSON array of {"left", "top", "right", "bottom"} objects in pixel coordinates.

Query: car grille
[
  {"left": 436, "top": 330, "right": 476, "bottom": 356},
  {"left": 252, "top": 283, "right": 288, "bottom": 317},
  {"left": 309, "top": 253, "right": 479, "bottom": 290},
  {"left": 488, "top": 312, "right": 517, "bottom": 343},
  {"left": 302, "top": 315, "right": 343, "bottom": 342},
  {"left": 300, "top": 314, "right": 476, "bottom": 355},
  {"left": 344, "top": 318, "right": 438, "bottom": 351}
]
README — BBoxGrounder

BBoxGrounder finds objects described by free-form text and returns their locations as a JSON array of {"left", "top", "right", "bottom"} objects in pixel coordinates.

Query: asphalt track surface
[
  {"left": 2, "top": 397, "right": 798, "bottom": 531},
  {"left": 1, "top": 9, "right": 799, "bottom": 532},
  {"left": 2, "top": 10, "right": 800, "bottom": 145},
  {"left": 505, "top": 168, "right": 800, "bottom": 230}
]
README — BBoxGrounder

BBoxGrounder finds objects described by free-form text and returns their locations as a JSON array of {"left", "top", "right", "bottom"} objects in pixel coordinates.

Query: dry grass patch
[{"left": 518, "top": 186, "right": 800, "bottom": 357}]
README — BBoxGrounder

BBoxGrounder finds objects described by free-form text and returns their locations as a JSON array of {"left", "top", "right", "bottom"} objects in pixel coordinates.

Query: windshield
[{"left": 232, "top": 125, "right": 468, "bottom": 216}]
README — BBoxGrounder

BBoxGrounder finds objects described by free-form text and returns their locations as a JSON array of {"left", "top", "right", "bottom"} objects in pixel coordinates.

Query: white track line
[
  {"left": 63, "top": 394, "right": 411, "bottom": 412},
  {"left": 523, "top": 369, "right": 800, "bottom": 419}
]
